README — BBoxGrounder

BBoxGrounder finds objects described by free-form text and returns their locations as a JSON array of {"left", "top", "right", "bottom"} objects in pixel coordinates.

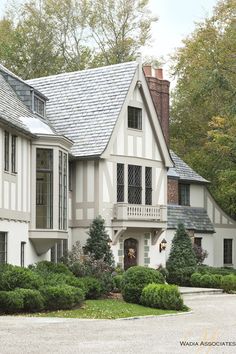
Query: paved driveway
[{"left": 0, "top": 294, "right": 236, "bottom": 354}]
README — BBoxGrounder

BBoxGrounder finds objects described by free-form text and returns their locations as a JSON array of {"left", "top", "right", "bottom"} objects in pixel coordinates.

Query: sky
[{"left": 0, "top": 0, "right": 218, "bottom": 81}]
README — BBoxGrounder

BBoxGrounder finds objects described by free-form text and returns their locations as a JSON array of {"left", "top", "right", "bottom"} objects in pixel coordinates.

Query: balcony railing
[{"left": 113, "top": 204, "right": 167, "bottom": 222}]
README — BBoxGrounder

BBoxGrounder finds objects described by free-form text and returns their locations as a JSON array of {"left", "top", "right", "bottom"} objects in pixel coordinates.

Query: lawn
[{"left": 31, "top": 299, "right": 181, "bottom": 319}]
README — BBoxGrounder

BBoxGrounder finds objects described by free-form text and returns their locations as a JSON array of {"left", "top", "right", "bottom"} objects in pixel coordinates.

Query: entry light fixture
[{"left": 159, "top": 238, "right": 167, "bottom": 252}]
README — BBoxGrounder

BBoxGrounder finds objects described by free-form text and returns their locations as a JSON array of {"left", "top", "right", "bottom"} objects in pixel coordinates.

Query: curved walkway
[{"left": 0, "top": 294, "right": 236, "bottom": 354}]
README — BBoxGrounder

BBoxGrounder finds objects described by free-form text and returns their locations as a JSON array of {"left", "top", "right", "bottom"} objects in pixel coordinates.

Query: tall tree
[
  {"left": 87, "top": 0, "right": 157, "bottom": 65},
  {"left": 0, "top": 0, "right": 156, "bottom": 78},
  {"left": 170, "top": 0, "right": 236, "bottom": 216}
]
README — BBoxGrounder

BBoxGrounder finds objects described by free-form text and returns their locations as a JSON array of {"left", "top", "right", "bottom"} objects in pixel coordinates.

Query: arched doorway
[{"left": 124, "top": 238, "right": 138, "bottom": 270}]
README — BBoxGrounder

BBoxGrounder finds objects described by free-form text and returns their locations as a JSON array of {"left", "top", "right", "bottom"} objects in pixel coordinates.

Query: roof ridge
[{"left": 27, "top": 61, "right": 138, "bottom": 82}]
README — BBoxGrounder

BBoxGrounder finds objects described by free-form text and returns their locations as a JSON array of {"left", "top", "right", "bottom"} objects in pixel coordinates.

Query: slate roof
[
  {"left": 27, "top": 61, "right": 138, "bottom": 157},
  {"left": 0, "top": 73, "right": 35, "bottom": 135},
  {"left": 167, "top": 205, "right": 215, "bottom": 233},
  {"left": 170, "top": 150, "right": 209, "bottom": 183}
]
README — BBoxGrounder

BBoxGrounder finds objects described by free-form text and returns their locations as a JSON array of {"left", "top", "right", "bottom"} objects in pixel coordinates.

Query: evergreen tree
[
  {"left": 166, "top": 223, "right": 197, "bottom": 285},
  {"left": 84, "top": 216, "right": 114, "bottom": 266}
]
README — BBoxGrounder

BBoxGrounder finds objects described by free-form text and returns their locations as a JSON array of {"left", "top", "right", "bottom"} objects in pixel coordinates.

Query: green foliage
[
  {"left": 40, "top": 285, "right": 85, "bottom": 310},
  {"left": 0, "top": 290, "right": 24, "bottom": 313},
  {"left": 197, "top": 265, "right": 236, "bottom": 276},
  {"left": 221, "top": 274, "right": 236, "bottom": 293},
  {"left": 0, "top": 265, "right": 43, "bottom": 291},
  {"left": 113, "top": 275, "right": 123, "bottom": 292},
  {"left": 88, "top": 0, "right": 157, "bottom": 65},
  {"left": 15, "top": 288, "right": 44, "bottom": 312},
  {"left": 29, "top": 260, "right": 72, "bottom": 276},
  {"left": 191, "top": 272, "right": 236, "bottom": 292},
  {"left": 170, "top": 0, "right": 236, "bottom": 217},
  {"left": 166, "top": 224, "right": 197, "bottom": 285},
  {"left": 121, "top": 266, "right": 164, "bottom": 304},
  {"left": 140, "top": 283, "right": 185, "bottom": 311},
  {"left": 76, "top": 277, "right": 102, "bottom": 299},
  {"left": 84, "top": 216, "right": 114, "bottom": 266},
  {"left": 0, "top": 0, "right": 156, "bottom": 78}
]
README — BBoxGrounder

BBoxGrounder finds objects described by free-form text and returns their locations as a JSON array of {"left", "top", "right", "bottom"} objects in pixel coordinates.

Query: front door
[{"left": 124, "top": 238, "right": 138, "bottom": 270}]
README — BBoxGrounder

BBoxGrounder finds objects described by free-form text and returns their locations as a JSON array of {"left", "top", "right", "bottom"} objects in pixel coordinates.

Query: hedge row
[
  {"left": 191, "top": 272, "right": 236, "bottom": 292},
  {"left": 0, "top": 286, "right": 85, "bottom": 314},
  {"left": 197, "top": 265, "right": 236, "bottom": 276},
  {"left": 140, "top": 283, "right": 185, "bottom": 311}
]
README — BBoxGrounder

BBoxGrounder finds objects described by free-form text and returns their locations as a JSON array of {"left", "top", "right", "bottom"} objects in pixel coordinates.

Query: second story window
[
  {"left": 179, "top": 183, "right": 190, "bottom": 206},
  {"left": 11, "top": 135, "right": 17, "bottom": 173},
  {"left": 117, "top": 163, "right": 124, "bottom": 202},
  {"left": 4, "top": 131, "right": 9, "bottom": 171},
  {"left": 145, "top": 167, "right": 152, "bottom": 205},
  {"left": 4, "top": 131, "right": 17, "bottom": 173},
  {"left": 36, "top": 148, "right": 53, "bottom": 229},
  {"left": 128, "top": 106, "right": 142, "bottom": 130},
  {"left": 59, "top": 151, "right": 67, "bottom": 230},
  {"left": 34, "top": 95, "right": 45, "bottom": 117},
  {"left": 128, "top": 165, "right": 142, "bottom": 204}
]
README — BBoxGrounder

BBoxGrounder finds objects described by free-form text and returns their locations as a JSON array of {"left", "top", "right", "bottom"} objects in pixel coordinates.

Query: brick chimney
[{"left": 143, "top": 65, "right": 170, "bottom": 145}]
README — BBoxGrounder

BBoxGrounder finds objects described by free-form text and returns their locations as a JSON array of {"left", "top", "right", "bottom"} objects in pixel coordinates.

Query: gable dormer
[{"left": 0, "top": 64, "right": 48, "bottom": 118}]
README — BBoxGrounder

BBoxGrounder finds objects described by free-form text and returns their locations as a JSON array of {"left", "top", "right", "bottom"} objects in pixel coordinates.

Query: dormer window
[
  {"left": 34, "top": 94, "right": 45, "bottom": 117},
  {"left": 179, "top": 183, "right": 190, "bottom": 206},
  {"left": 128, "top": 106, "right": 142, "bottom": 130}
]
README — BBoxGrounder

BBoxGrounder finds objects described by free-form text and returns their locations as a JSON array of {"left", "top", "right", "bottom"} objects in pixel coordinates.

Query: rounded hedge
[
  {"left": 0, "top": 290, "right": 24, "bottom": 314},
  {"left": 40, "top": 285, "right": 85, "bottom": 310},
  {"left": 140, "top": 283, "right": 185, "bottom": 310},
  {"left": 121, "top": 266, "right": 165, "bottom": 304},
  {"left": 221, "top": 274, "right": 236, "bottom": 293},
  {"left": 15, "top": 288, "right": 44, "bottom": 312},
  {"left": 0, "top": 266, "right": 43, "bottom": 291}
]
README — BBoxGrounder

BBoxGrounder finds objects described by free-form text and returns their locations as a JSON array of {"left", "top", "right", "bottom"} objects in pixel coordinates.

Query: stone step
[{"left": 179, "top": 287, "right": 224, "bottom": 296}]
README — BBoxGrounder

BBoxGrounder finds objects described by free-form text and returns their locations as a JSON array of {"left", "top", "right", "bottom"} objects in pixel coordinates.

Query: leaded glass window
[
  {"left": 4, "top": 131, "right": 9, "bottom": 171},
  {"left": 145, "top": 167, "right": 152, "bottom": 205},
  {"left": 179, "top": 184, "right": 190, "bottom": 206},
  {"left": 59, "top": 151, "right": 67, "bottom": 230},
  {"left": 34, "top": 95, "right": 45, "bottom": 117},
  {"left": 128, "top": 165, "right": 142, "bottom": 204},
  {"left": 0, "top": 232, "right": 7, "bottom": 264},
  {"left": 11, "top": 135, "right": 17, "bottom": 173},
  {"left": 224, "top": 239, "right": 233, "bottom": 264},
  {"left": 36, "top": 149, "right": 53, "bottom": 229},
  {"left": 117, "top": 163, "right": 124, "bottom": 202},
  {"left": 128, "top": 106, "right": 142, "bottom": 130}
]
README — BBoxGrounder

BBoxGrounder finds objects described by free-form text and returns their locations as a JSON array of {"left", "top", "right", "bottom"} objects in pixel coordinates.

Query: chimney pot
[
  {"left": 143, "top": 65, "right": 152, "bottom": 77},
  {"left": 155, "top": 68, "right": 163, "bottom": 80}
]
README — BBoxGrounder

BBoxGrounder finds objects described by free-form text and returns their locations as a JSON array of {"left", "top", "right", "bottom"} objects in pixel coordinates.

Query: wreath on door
[{"left": 128, "top": 248, "right": 136, "bottom": 259}]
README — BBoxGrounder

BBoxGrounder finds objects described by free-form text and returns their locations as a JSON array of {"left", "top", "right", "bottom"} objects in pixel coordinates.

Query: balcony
[{"left": 113, "top": 204, "right": 167, "bottom": 222}]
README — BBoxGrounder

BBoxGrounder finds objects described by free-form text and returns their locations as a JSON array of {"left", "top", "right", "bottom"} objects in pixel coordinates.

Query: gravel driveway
[{"left": 0, "top": 294, "right": 235, "bottom": 354}]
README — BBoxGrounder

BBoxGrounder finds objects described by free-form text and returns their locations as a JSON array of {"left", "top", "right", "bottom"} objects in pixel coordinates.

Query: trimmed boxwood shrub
[
  {"left": 76, "top": 277, "right": 102, "bottom": 299},
  {"left": 15, "top": 289, "right": 44, "bottom": 312},
  {"left": 190, "top": 273, "right": 222, "bottom": 288},
  {"left": 141, "top": 283, "right": 185, "bottom": 310},
  {"left": 40, "top": 285, "right": 84, "bottom": 310},
  {"left": 121, "top": 266, "right": 165, "bottom": 304},
  {"left": 0, "top": 290, "right": 24, "bottom": 314},
  {"left": 221, "top": 274, "right": 236, "bottom": 293},
  {"left": 0, "top": 266, "right": 43, "bottom": 291},
  {"left": 197, "top": 265, "right": 236, "bottom": 276}
]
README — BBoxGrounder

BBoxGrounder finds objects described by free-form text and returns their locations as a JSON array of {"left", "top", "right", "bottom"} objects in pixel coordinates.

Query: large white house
[{"left": 0, "top": 58, "right": 235, "bottom": 269}]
